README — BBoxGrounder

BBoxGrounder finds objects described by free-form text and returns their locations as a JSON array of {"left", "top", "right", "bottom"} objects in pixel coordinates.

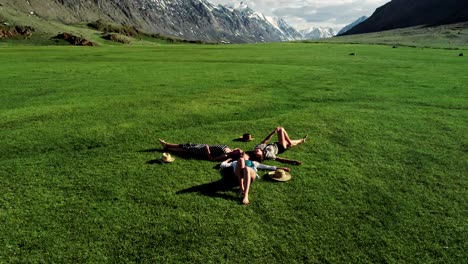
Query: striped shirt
[{"left": 181, "top": 143, "right": 229, "bottom": 160}]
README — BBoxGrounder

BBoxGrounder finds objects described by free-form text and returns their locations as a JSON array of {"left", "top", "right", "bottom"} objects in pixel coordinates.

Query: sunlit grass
[{"left": 0, "top": 43, "right": 466, "bottom": 263}]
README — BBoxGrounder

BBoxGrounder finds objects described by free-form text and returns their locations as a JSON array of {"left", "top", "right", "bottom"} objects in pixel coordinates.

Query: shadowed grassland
[
  {"left": 0, "top": 43, "right": 467, "bottom": 263},
  {"left": 319, "top": 22, "right": 468, "bottom": 50}
]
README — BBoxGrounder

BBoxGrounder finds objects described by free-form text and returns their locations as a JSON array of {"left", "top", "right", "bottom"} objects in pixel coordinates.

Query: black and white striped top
[{"left": 181, "top": 143, "right": 229, "bottom": 160}]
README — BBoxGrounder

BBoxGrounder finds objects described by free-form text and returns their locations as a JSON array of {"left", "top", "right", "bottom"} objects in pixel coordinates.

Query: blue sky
[{"left": 209, "top": 0, "right": 389, "bottom": 30}]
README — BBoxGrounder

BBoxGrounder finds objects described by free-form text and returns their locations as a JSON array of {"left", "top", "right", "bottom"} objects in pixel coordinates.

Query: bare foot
[
  {"left": 242, "top": 194, "right": 249, "bottom": 205},
  {"left": 158, "top": 139, "right": 167, "bottom": 149},
  {"left": 302, "top": 135, "right": 308, "bottom": 143}
]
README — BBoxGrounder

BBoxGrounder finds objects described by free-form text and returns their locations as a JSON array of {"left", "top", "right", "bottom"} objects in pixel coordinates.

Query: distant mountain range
[
  {"left": 342, "top": 0, "right": 468, "bottom": 35},
  {"left": 0, "top": 0, "right": 288, "bottom": 43},
  {"left": 300, "top": 27, "right": 337, "bottom": 40},
  {"left": 0, "top": 0, "right": 338, "bottom": 43},
  {"left": 2, "top": 0, "right": 466, "bottom": 43}
]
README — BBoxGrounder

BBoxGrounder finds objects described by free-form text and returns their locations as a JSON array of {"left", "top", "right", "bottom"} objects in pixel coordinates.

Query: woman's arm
[
  {"left": 211, "top": 153, "right": 228, "bottom": 161},
  {"left": 205, "top": 145, "right": 212, "bottom": 160},
  {"left": 261, "top": 128, "right": 277, "bottom": 144},
  {"left": 253, "top": 161, "right": 276, "bottom": 171},
  {"left": 275, "top": 156, "right": 302, "bottom": 165},
  {"left": 219, "top": 159, "right": 233, "bottom": 169},
  {"left": 254, "top": 161, "right": 291, "bottom": 173}
]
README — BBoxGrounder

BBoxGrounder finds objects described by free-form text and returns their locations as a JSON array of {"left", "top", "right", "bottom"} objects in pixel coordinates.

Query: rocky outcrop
[
  {"left": 52, "top": 32, "right": 95, "bottom": 46},
  {"left": 0, "top": 25, "right": 34, "bottom": 38}
]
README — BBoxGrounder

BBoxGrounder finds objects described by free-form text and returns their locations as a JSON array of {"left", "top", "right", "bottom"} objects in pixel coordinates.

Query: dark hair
[
  {"left": 245, "top": 150, "right": 262, "bottom": 162},
  {"left": 226, "top": 149, "right": 243, "bottom": 160}
]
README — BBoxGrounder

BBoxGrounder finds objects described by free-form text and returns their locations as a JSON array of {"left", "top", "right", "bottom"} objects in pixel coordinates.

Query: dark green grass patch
[{"left": 0, "top": 43, "right": 467, "bottom": 263}]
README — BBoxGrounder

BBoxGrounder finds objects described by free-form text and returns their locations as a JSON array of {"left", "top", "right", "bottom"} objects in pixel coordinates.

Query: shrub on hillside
[
  {"left": 102, "top": 33, "right": 131, "bottom": 44},
  {"left": 88, "top": 19, "right": 139, "bottom": 37}
]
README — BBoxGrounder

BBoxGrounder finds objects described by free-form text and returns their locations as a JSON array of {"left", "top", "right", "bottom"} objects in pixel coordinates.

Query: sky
[{"left": 209, "top": 0, "right": 389, "bottom": 30}]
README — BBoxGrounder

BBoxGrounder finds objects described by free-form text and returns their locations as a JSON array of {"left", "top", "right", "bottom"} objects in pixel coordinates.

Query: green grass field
[{"left": 1, "top": 43, "right": 467, "bottom": 263}]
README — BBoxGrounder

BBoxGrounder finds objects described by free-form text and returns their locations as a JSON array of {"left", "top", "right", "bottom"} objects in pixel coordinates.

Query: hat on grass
[
  {"left": 268, "top": 169, "right": 292, "bottom": 182},
  {"left": 239, "top": 133, "right": 254, "bottom": 142},
  {"left": 161, "top": 152, "right": 175, "bottom": 163}
]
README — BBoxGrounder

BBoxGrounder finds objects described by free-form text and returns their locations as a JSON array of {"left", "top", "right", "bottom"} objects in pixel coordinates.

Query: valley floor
[{"left": 0, "top": 43, "right": 467, "bottom": 263}]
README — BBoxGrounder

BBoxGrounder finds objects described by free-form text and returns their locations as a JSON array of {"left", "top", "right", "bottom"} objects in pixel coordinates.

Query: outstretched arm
[
  {"left": 275, "top": 156, "right": 302, "bottom": 165},
  {"left": 261, "top": 128, "right": 277, "bottom": 144},
  {"left": 255, "top": 162, "right": 291, "bottom": 172},
  {"left": 211, "top": 153, "right": 229, "bottom": 161},
  {"left": 211, "top": 148, "right": 243, "bottom": 161},
  {"left": 219, "top": 158, "right": 233, "bottom": 169}
]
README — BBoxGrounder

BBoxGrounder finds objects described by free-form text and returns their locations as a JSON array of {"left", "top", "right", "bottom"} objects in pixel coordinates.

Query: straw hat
[
  {"left": 239, "top": 133, "right": 254, "bottom": 142},
  {"left": 268, "top": 169, "right": 292, "bottom": 181},
  {"left": 161, "top": 152, "right": 175, "bottom": 163}
]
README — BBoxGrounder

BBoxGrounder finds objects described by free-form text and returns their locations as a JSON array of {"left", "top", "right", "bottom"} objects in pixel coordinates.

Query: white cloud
[{"left": 209, "top": 0, "right": 389, "bottom": 29}]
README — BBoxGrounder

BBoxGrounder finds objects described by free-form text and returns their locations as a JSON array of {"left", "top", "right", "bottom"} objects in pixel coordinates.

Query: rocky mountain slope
[
  {"left": 337, "top": 16, "right": 367, "bottom": 35},
  {"left": 0, "top": 0, "right": 302, "bottom": 43},
  {"left": 342, "top": 0, "right": 468, "bottom": 35}
]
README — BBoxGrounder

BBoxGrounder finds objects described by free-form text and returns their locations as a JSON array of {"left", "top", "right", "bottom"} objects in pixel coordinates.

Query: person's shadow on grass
[
  {"left": 176, "top": 166, "right": 240, "bottom": 201},
  {"left": 142, "top": 148, "right": 240, "bottom": 201}
]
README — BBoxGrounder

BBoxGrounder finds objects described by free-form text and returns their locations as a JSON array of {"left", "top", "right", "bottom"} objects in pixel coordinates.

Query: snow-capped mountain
[
  {"left": 225, "top": 1, "right": 250, "bottom": 11},
  {"left": 300, "top": 27, "right": 337, "bottom": 40},
  {"left": 224, "top": 2, "right": 302, "bottom": 41},
  {"left": 337, "top": 16, "right": 368, "bottom": 35},
  {"left": 266, "top": 17, "right": 303, "bottom": 41},
  {"left": 1, "top": 0, "right": 302, "bottom": 43}
]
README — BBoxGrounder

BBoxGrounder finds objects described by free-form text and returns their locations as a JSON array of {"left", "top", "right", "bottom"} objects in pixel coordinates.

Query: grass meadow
[{"left": 0, "top": 43, "right": 467, "bottom": 263}]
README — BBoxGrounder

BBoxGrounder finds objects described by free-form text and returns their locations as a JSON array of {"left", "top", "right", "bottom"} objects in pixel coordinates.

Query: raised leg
[{"left": 275, "top": 127, "right": 305, "bottom": 149}]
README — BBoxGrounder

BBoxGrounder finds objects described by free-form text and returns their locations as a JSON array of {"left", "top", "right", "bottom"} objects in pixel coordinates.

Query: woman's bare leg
[
  {"left": 158, "top": 139, "right": 185, "bottom": 152},
  {"left": 236, "top": 158, "right": 247, "bottom": 194},
  {"left": 242, "top": 168, "right": 256, "bottom": 205},
  {"left": 275, "top": 127, "right": 305, "bottom": 149}
]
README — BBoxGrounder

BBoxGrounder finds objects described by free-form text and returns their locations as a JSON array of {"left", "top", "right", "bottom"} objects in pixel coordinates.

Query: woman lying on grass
[
  {"left": 220, "top": 153, "right": 290, "bottom": 205},
  {"left": 252, "top": 127, "right": 307, "bottom": 165},
  {"left": 159, "top": 139, "right": 243, "bottom": 161}
]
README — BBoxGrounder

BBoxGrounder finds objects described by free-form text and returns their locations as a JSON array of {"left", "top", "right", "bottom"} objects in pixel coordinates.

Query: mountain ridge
[
  {"left": 300, "top": 27, "right": 336, "bottom": 40},
  {"left": 343, "top": 0, "right": 468, "bottom": 35},
  {"left": 0, "top": 0, "right": 303, "bottom": 43},
  {"left": 337, "top": 16, "right": 367, "bottom": 35}
]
